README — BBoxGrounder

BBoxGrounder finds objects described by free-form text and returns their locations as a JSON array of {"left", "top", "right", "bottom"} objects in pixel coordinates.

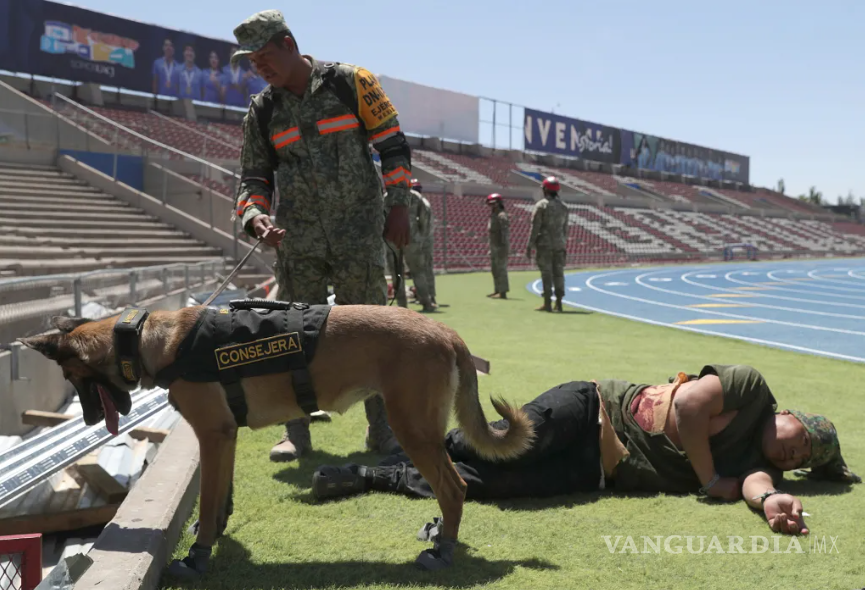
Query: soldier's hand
[
  {"left": 384, "top": 205, "right": 410, "bottom": 249},
  {"left": 251, "top": 214, "right": 285, "bottom": 248}
]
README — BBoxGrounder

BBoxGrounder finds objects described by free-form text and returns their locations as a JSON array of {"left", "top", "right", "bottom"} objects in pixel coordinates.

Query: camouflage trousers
[
  {"left": 422, "top": 239, "right": 436, "bottom": 299},
  {"left": 405, "top": 242, "right": 432, "bottom": 304},
  {"left": 536, "top": 248, "right": 566, "bottom": 299},
  {"left": 385, "top": 242, "right": 408, "bottom": 308},
  {"left": 274, "top": 243, "right": 390, "bottom": 442},
  {"left": 490, "top": 247, "right": 509, "bottom": 294}
]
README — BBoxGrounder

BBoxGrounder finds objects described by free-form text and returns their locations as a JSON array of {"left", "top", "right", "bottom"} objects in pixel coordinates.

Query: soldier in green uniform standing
[
  {"left": 486, "top": 193, "right": 510, "bottom": 299},
  {"left": 527, "top": 177, "right": 569, "bottom": 312},
  {"left": 231, "top": 9, "right": 410, "bottom": 461}
]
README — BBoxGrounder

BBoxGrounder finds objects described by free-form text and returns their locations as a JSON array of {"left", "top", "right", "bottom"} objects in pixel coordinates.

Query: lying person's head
[{"left": 761, "top": 409, "right": 859, "bottom": 482}]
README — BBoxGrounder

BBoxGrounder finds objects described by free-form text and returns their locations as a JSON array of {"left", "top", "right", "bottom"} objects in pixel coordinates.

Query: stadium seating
[
  {"left": 20, "top": 94, "right": 865, "bottom": 271},
  {"left": 0, "top": 162, "right": 223, "bottom": 276}
]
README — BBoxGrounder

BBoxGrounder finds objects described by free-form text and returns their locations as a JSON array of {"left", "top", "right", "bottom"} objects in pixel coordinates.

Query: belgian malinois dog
[{"left": 19, "top": 302, "right": 533, "bottom": 576}]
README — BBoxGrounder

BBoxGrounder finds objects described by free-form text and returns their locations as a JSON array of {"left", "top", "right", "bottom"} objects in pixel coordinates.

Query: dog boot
[
  {"left": 310, "top": 410, "right": 332, "bottom": 423},
  {"left": 364, "top": 396, "right": 403, "bottom": 454},
  {"left": 166, "top": 543, "right": 212, "bottom": 578},
  {"left": 415, "top": 536, "right": 457, "bottom": 571},
  {"left": 269, "top": 418, "right": 311, "bottom": 462}
]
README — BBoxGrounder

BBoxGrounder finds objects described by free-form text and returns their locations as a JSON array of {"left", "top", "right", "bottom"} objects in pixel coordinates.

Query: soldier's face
[
  {"left": 762, "top": 411, "right": 811, "bottom": 471},
  {"left": 250, "top": 37, "right": 295, "bottom": 87}
]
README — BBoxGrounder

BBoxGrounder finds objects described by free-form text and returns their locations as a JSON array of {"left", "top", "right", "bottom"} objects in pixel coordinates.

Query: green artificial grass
[{"left": 161, "top": 270, "right": 865, "bottom": 590}]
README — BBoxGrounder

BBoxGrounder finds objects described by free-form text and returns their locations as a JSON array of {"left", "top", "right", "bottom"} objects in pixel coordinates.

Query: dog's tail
[{"left": 451, "top": 340, "right": 535, "bottom": 462}]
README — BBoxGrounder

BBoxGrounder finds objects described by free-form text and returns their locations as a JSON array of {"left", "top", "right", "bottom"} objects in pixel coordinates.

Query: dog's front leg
[{"left": 168, "top": 384, "right": 238, "bottom": 579}]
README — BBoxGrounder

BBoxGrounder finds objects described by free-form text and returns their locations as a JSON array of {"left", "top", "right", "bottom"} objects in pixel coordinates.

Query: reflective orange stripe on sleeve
[
  {"left": 382, "top": 166, "right": 411, "bottom": 187},
  {"left": 236, "top": 194, "right": 272, "bottom": 216},
  {"left": 317, "top": 114, "right": 360, "bottom": 135},
  {"left": 370, "top": 125, "right": 400, "bottom": 143},
  {"left": 272, "top": 127, "right": 300, "bottom": 149}
]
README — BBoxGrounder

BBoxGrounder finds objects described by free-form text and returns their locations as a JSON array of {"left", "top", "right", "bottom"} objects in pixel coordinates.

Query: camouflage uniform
[
  {"left": 386, "top": 190, "right": 432, "bottom": 310},
  {"left": 488, "top": 205, "right": 510, "bottom": 295},
  {"left": 231, "top": 10, "right": 411, "bottom": 460},
  {"left": 529, "top": 196, "right": 569, "bottom": 309}
]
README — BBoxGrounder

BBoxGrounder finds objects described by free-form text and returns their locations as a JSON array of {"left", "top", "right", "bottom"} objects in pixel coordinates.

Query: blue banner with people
[
  {"left": 0, "top": 0, "right": 265, "bottom": 108},
  {"left": 524, "top": 106, "right": 750, "bottom": 184}
]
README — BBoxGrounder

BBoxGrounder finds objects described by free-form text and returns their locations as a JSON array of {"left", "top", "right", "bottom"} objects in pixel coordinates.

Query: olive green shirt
[{"left": 596, "top": 365, "right": 779, "bottom": 493}]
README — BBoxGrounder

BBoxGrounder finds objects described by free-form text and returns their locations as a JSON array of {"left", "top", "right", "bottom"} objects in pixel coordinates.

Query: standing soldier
[
  {"left": 404, "top": 179, "right": 435, "bottom": 312},
  {"left": 527, "top": 177, "right": 569, "bottom": 312},
  {"left": 231, "top": 9, "right": 411, "bottom": 461},
  {"left": 486, "top": 193, "right": 510, "bottom": 299}
]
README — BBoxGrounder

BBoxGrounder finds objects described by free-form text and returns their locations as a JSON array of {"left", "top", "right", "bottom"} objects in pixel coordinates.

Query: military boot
[
  {"left": 312, "top": 463, "right": 403, "bottom": 500},
  {"left": 269, "top": 418, "right": 311, "bottom": 462},
  {"left": 554, "top": 291, "right": 564, "bottom": 312},
  {"left": 536, "top": 296, "right": 553, "bottom": 312},
  {"left": 364, "top": 396, "right": 403, "bottom": 454}
]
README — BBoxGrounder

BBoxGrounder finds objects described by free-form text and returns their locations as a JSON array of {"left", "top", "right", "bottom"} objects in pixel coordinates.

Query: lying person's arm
[
  {"left": 742, "top": 469, "right": 808, "bottom": 535},
  {"left": 673, "top": 375, "right": 741, "bottom": 501}
]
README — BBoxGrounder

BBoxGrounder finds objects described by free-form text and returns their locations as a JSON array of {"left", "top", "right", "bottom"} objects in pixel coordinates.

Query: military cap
[
  {"left": 787, "top": 409, "right": 860, "bottom": 483},
  {"left": 231, "top": 9, "right": 293, "bottom": 65}
]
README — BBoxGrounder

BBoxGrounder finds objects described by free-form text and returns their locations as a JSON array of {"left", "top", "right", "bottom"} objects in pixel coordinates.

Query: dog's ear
[
  {"left": 18, "top": 333, "right": 68, "bottom": 362},
  {"left": 51, "top": 316, "right": 94, "bottom": 334}
]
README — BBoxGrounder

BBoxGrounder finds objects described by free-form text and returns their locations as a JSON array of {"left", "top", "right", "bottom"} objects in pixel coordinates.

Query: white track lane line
[
  {"left": 637, "top": 269, "right": 865, "bottom": 321},
  {"left": 848, "top": 269, "right": 865, "bottom": 280},
  {"left": 678, "top": 270, "right": 865, "bottom": 312},
  {"left": 806, "top": 268, "right": 865, "bottom": 287},
  {"left": 765, "top": 269, "right": 865, "bottom": 294},
  {"left": 724, "top": 269, "right": 865, "bottom": 302},
  {"left": 586, "top": 270, "right": 865, "bottom": 336},
  {"left": 531, "top": 279, "right": 865, "bottom": 363}
]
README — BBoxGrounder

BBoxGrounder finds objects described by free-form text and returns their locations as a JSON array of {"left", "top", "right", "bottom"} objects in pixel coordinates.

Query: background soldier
[
  {"left": 405, "top": 179, "right": 435, "bottom": 312},
  {"left": 231, "top": 9, "right": 411, "bottom": 461},
  {"left": 486, "top": 193, "right": 510, "bottom": 299},
  {"left": 527, "top": 177, "right": 569, "bottom": 312}
]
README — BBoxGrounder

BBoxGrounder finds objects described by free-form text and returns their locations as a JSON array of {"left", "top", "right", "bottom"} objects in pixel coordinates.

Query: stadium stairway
[{"left": 0, "top": 162, "right": 225, "bottom": 276}]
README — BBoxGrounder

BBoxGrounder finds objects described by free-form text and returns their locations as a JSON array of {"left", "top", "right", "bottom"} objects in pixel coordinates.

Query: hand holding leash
[{"left": 251, "top": 214, "right": 285, "bottom": 248}]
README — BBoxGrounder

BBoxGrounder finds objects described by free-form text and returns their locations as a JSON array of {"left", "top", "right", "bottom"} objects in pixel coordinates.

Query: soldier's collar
[{"left": 307, "top": 55, "right": 326, "bottom": 96}]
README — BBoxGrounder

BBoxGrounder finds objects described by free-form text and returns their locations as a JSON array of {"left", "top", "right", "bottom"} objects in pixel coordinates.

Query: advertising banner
[
  {"left": 523, "top": 107, "right": 621, "bottom": 164},
  {"left": 0, "top": 0, "right": 265, "bottom": 108},
  {"left": 378, "top": 76, "right": 479, "bottom": 144},
  {"left": 524, "top": 106, "right": 750, "bottom": 184}
]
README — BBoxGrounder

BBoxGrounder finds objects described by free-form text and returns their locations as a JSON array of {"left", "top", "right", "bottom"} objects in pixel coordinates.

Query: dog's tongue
[{"left": 97, "top": 384, "right": 119, "bottom": 436}]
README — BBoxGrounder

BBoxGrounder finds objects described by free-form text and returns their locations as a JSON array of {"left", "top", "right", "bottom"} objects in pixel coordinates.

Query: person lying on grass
[{"left": 312, "top": 364, "right": 860, "bottom": 536}]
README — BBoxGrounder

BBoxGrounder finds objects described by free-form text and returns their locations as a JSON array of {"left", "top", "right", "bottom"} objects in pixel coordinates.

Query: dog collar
[{"left": 113, "top": 307, "right": 150, "bottom": 385}]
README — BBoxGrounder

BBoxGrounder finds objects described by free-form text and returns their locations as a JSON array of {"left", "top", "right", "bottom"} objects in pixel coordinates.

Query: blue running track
[{"left": 527, "top": 257, "right": 865, "bottom": 363}]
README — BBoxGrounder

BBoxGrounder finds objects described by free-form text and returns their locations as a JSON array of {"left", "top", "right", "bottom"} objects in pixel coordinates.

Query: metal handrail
[
  {"left": 51, "top": 93, "right": 240, "bottom": 179},
  {"left": 0, "top": 260, "right": 218, "bottom": 288}
]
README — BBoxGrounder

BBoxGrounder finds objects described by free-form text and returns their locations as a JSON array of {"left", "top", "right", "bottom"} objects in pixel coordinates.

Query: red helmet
[
  {"left": 486, "top": 193, "right": 503, "bottom": 205},
  {"left": 410, "top": 178, "right": 422, "bottom": 192},
  {"left": 542, "top": 176, "right": 560, "bottom": 193}
]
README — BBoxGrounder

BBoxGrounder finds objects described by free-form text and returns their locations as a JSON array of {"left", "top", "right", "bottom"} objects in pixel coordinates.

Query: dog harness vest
[{"left": 154, "top": 299, "right": 330, "bottom": 426}]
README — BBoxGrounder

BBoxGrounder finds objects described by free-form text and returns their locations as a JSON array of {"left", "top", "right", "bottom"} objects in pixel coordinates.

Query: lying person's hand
[
  {"left": 706, "top": 476, "right": 741, "bottom": 501},
  {"left": 763, "top": 493, "right": 808, "bottom": 535}
]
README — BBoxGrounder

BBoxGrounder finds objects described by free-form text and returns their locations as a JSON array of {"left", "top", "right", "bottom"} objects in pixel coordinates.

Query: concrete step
[
  {"left": 0, "top": 218, "right": 173, "bottom": 230},
  {"left": 1, "top": 210, "right": 159, "bottom": 222},
  {"left": 0, "top": 195, "right": 130, "bottom": 208},
  {"left": 0, "top": 245, "right": 222, "bottom": 260},
  {"left": 2, "top": 226, "right": 188, "bottom": 238},
  {"left": 1, "top": 201, "right": 135, "bottom": 214},
  {"left": 0, "top": 180, "right": 102, "bottom": 194},
  {"left": 0, "top": 187, "right": 111, "bottom": 199},
  {"left": 0, "top": 235, "right": 205, "bottom": 248},
  {"left": 0, "top": 163, "right": 66, "bottom": 174},
  {"left": 0, "top": 256, "right": 225, "bottom": 276},
  {"left": 0, "top": 174, "right": 85, "bottom": 185}
]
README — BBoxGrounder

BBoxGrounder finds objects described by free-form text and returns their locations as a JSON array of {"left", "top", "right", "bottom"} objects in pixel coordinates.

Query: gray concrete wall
[{"left": 0, "top": 344, "right": 71, "bottom": 436}]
